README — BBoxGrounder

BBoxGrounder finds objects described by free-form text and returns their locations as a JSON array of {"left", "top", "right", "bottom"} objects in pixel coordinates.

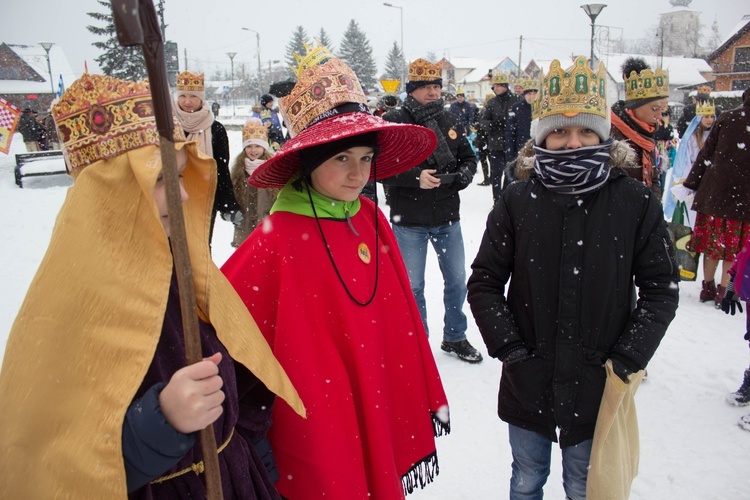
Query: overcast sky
[{"left": 3, "top": 0, "right": 748, "bottom": 78}]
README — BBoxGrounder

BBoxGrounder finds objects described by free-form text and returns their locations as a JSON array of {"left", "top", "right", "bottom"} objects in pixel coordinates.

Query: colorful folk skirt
[{"left": 687, "top": 212, "right": 750, "bottom": 261}]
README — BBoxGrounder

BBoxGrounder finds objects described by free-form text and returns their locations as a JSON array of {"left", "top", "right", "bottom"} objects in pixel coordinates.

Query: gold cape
[{"left": 0, "top": 142, "right": 304, "bottom": 498}]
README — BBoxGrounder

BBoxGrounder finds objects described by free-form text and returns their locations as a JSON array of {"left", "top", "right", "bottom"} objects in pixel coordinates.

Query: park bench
[{"left": 14, "top": 150, "right": 68, "bottom": 188}]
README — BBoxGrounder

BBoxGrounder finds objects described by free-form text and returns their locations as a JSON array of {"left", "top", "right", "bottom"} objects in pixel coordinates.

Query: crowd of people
[{"left": 0, "top": 37, "right": 748, "bottom": 500}]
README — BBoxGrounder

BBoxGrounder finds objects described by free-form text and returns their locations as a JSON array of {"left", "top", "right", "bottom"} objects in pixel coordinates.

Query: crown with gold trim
[
  {"left": 242, "top": 118, "right": 268, "bottom": 143},
  {"left": 696, "top": 99, "right": 715, "bottom": 116},
  {"left": 697, "top": 85, "right": 712, "bottom": 95},
  {"left": 52, "top": 74, "right": 185, "bottom": 175},
  {"left": 280, "top": 42, "right": 367, "bottom": 136},
  {"left": 624, "top": 67, "right": 669, "bottom": 101},
  {"left": 408, "top": 59, "right": 442, "bottom": 82},
  {"left": 492, "top": 72, "right": 509, "bottom": 85},
  {"left": 533, "top": 57, "right": 607, "bottom": 121},
  {"left": 176, "top": 71, "right": 204, "bottom": 92},
  {"left": 519, "top": 78, "right": 539, "bottom": 92}
]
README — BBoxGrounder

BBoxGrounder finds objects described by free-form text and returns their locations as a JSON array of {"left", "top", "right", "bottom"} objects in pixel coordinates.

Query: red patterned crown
[
  {"left": 280, "top": 42, "right": 367, "bottom": 136},
  {"left": 176, "top": 71, "right": 204, "bottom": 92},
  {"left": 242, "top": 118, "right": 268, "bottom": 143},
  {"left": 408, "top": 59, "right": 442, "bottom": 82},
  {"left": 51, "top": 74, "right": 185, "bottom": 174}
]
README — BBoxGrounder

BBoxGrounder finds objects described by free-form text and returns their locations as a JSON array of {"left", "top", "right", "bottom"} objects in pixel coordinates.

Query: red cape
[{"left": 222, "top": 197, "right": 449, "bottom": 499}]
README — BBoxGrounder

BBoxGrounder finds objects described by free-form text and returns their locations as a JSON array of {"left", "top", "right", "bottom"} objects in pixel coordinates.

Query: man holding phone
[{"left": 382, "top": 59, "right": 482, "bottom": 364}]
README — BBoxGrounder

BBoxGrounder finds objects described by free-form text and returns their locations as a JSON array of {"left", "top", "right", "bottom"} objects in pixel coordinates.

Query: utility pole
[
  {"left": 184, "top": 48, "right": 188, "bottom": 71},
  {"left": 518, "top": 36, "right": 523, "bottom": 78}
]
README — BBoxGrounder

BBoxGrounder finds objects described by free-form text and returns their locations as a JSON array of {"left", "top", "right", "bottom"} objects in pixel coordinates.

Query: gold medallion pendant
[
  {"left": 358, "top": 242, "right": 371, "bottom": 264},
  {"left": 448, "top": 129, "right": 458, "bottom": 140}
]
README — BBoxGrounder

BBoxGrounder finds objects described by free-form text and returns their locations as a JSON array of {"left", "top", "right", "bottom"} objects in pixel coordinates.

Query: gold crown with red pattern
[
  {"left": 533, "top": 56, "right": 607, "bottom": 121},
  {"left": 408, "top": 59, "right": 442, "bottom": 82},
  {"left": 176, "top": 71, "right": 204, "bottom": 92},
  {"left": 624, "top": 67, "right": 669, "bottom": 101},
  {"left": 242, "top": 118, "right": 268, "bottom": 143},
  {"left": 52, "top": 74, "right": 185, "bottom": 174},
  {"left": 280, "top": 42, "right": 367, "bottom": 136}
]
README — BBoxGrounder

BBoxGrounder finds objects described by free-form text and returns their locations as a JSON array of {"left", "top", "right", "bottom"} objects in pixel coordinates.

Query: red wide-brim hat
[{"left": 248, "top": 112, "right": 437, "bottom": 189}]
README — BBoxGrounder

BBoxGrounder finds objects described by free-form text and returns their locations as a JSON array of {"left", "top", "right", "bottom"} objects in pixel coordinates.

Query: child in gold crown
[
  {"left": 230, "top": 118, "right": 278, "bottom": 247},
  {"left": 222, "top": 44, "right": 450, "bottom": 499},
  {"left": 468, "top": 57, "right": 679, "bottom": 499},
  {"left": 0, "top": 74, "right": 303, "bottom": 498}
]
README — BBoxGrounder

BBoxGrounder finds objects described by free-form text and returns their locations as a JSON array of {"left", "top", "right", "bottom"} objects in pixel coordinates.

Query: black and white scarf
[
  {"left": 532, "top": 139, "right": 613, "bottom": 194},
  {"left": 402, "top": 96, "right": 456, "bottom": 169}
]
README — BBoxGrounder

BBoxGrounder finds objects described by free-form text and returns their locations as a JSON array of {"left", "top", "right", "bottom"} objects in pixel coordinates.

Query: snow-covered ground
[{"left": 2, "top": 130, "right": 749, "bottom": 498}]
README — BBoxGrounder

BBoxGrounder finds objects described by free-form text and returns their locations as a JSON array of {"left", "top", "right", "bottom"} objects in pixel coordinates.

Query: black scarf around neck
[
  {"left": 532, "top": 139, "right": 613, "bottom": 195},
  {"left": 403, "top": 95, "right": 456, "bottom": 169}
]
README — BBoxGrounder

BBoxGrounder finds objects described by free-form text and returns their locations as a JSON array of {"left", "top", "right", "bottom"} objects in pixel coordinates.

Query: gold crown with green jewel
[
  {"left": 624, "top": 67, "right": 669, "bottom": 101},
  {"left": 533, "top": 56, "right": 607, "bottom": 121},
  {"left": 280, "top": 41, "right": 367, "bottom": 136}
]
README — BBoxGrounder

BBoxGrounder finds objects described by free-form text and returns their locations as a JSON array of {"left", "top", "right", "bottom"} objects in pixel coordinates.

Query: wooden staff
[{"left": 110, "top": 1, "right": 223, "bottom": 497}]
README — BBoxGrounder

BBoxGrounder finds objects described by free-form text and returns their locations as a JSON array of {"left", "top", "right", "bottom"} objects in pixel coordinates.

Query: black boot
[{"left": 727, "top": 369, "right": 750, "bottom": 406}]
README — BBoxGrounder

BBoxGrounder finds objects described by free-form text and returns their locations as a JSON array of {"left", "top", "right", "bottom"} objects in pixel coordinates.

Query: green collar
[{"left": 270, "top": 181, "right": 361, "bottom": 219}]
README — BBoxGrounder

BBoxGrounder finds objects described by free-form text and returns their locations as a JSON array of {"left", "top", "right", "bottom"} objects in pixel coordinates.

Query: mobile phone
[{"left": 434, "top": 173, "right": 458, "bottom": 185}]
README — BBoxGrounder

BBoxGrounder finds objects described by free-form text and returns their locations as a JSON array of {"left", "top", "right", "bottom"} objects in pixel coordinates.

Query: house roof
[
  {"left": 0, "top": 43, "right": 77, "bottom": 95},
  {"left": 597, "top": 53, "right": 711, "bottom": 87},
  {"left": 708, "top": 16, "right": 750, "bottom": 62}
]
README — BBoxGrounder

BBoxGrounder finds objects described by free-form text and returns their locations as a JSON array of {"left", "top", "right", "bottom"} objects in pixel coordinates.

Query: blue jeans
[
  {"left": 508, "top": 425, "right": 592, "bottom": 500},
  {"left": 392, "top": 222, "right": 468, "bottom": 342}
]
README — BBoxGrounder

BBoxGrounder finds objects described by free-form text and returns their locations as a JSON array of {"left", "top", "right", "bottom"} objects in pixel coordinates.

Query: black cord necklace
[{"left": 305, "top": 177, "right": 380, "bottom": 307}]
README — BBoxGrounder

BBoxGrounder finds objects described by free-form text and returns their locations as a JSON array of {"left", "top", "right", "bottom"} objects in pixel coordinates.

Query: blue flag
[{"left": 57, "top": 75, "right": 64, "bottom": 98}]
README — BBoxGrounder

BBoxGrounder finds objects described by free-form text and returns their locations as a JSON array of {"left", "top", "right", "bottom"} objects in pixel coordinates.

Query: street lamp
[
  {"left": 227, "top": 52, "right": 237, "bottom": 117},
  {"left": 383, "top": 2, "right": 405, "bottom": 92},
  {"left": 580, "top": 4, "right": 607, "bottom": 64},
  {"left": 39, "top": 42, "right": 55, "bottom": 95},
  {"left": 241, "top": 28, "right": 263, "bottom": 101}
]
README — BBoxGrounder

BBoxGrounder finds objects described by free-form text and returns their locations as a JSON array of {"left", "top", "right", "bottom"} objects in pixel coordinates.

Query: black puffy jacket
[
  {"left": 468, "top": 140, "right": 679, "bottom": 447},
  {"left": 381, "top": 107, "right": 476, "bottom": 227}
]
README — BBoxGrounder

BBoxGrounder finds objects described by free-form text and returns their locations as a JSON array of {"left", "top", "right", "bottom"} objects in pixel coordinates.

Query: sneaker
[
  {"left": 441, "top": 340, "right": 483, "bottom": 363},
  {"left": 739, "top": 414, "right": 750, "bottom": 431},
  {"left": 727, "top": 391, "right": 750, "bottom": 407}
]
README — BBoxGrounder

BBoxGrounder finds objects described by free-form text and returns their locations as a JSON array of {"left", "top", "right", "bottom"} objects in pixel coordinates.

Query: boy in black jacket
[{"left": 468, "top": 57, "right": 679, "bottom": 499}]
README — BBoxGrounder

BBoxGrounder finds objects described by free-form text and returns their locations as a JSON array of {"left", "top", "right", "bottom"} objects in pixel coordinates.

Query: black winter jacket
[
  {"left": 480, "top": 92, "right": 513, "bottom": 151},
  {"left": 381, "top": 107, "right": 476, "bottom": 227},
  {"left": 505, "top": 99, "right": 533, "bottom": 162},
  {"left": 208, "top": 120, "right": 240, "bottom": 214},
  {"left": 467, "top": 140, "right": 679, "bottom": 447}
]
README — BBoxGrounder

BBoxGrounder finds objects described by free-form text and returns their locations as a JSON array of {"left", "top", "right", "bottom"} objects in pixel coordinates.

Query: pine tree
[
  {"left": 338, "top": 20, "right": 377, "bottom": 90},
  {"left": 382, "top": 41, "right": 406, "bottom": 82},
  {"left": 87, "top": 0, "right": 148, "bottom": 80},
  {"left": 317, "top": 28, "right": 335, "bottom": 53},
  {"left": 285, "top": 26, "right": 310, "bottom": 77}
]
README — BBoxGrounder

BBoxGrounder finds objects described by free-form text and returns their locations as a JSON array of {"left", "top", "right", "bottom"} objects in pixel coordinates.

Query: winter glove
[
  {"left": 454, "top": 168, "right": 473, "bottom": 190},
  {"left": 721, "top": 279, "right": 743, "bottom": 316},
  {"left": 500, "top": 345, "right": 530, "bottom": 366},
  {"left": 221, "top": 210, "right": 244, "bottom": 226},
  {"left": 611, "top": 358, "right": 633, "bottom": 382}
]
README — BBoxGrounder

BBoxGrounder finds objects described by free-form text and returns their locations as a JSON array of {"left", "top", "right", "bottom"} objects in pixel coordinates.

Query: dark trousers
[{"left": 489, "top": 150, "right": 506, "bottom": 204}]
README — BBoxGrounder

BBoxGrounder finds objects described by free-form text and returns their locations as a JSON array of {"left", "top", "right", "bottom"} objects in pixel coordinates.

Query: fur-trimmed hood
[{"left": 514, "top": 139, "right": 637, "bottom": 181}]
